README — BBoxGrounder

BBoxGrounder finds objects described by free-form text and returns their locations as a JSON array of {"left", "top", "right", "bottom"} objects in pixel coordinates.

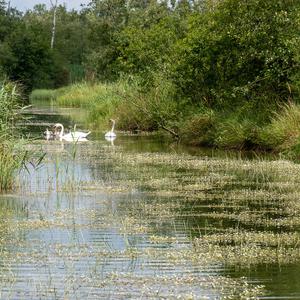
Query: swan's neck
[
  {"left": 111, "top": 121, "right": 115, "bottom": 132},
  {"left": 58, "top": 124, "right": 64, "bottom": 137}
]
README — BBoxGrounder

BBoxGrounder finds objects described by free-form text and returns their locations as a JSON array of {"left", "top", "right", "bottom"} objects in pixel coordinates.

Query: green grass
[
  {"left": 0, "top": 82, "right": 20, "bottom": 136},
  {"left": 0, "top": 82, "right": 32, "bottom": 192},
  {"left": 259, "top": 103, "right": 300, "bottom": 151},
  {"left": 0, "top": 142, "right": 27, "bottom": 192},
  {"left": 32, "top": 76, "right": 183, "bottom": 134},
  {"left": 55, "top": 82, "right": 124, "bottom": 129},
  {"left": 56, "top": 82, "right": 121, "bottom": 108},
  {"left": 30, "top": 79, "right": 300, "bottom": 154},
  {"left": 29, "top": 88, "right": 66, "bottom": 102}
]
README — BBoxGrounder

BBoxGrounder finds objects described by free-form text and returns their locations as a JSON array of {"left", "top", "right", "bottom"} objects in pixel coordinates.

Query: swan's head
[
  {"left": 54, "top": 123, "right": 63, "bottom": 129},
  {"left": 44, "top": 128, "right": 52, "bottom": 135},
  {"left": 53, "top": 123, "right": 64, "bottom": 137},
  {"left": 109, "top": 119, "right": 116, "bottom": 124}
]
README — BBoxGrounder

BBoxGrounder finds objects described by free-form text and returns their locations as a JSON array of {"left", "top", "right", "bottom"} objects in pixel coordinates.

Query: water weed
[{"left": 4, "top": 136, "right": 300, "bottom": 298}]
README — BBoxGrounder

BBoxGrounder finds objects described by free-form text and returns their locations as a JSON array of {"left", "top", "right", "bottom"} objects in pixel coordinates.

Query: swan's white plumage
[
  {"left": 54, "top": 123, "right": 91, "bottom": 140},
  {"left": 44, "top": 128, "right": 54, "bottom": 140},
  {"left": 105, "top": 119, "right": 116, "bottom": 138}
]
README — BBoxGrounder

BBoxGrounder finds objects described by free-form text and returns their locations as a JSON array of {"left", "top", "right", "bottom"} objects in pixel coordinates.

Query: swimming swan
[
  {"left": 105, "top": 119, "right": 116, "bottom": 138},
  {"left": 44, "top": 128, "right": 54, "bottom": 140},
  {"left": 54, "top": 123, "right": 91, "bottom": 140}
]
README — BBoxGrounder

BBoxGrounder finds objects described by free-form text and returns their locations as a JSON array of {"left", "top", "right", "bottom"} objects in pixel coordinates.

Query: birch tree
[{"left": 50, "top": 0, "right": 58, "bottom": 49}]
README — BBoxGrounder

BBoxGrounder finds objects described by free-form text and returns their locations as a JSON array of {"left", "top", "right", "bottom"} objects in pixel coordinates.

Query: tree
[
  {"left": 84, "top": 0, "right": 128, "bottom": 80},
  {"left": 50, "top": 0, "right": 58, "bottom": 49},
  {"left": 4, "top": 26, "right": 55, "bottom": 93},
  {"left": 173, "top": 0, "right": 300, "bottom": 110}
]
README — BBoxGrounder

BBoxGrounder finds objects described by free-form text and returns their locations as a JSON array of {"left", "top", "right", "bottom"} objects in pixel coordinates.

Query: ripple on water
[{"left": 2, "top": 125, "right": 300, "bottom": 298}]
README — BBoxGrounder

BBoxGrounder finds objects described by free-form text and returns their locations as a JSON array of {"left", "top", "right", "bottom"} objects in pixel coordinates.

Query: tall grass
[
  {"left": 180, "top": 110, "right": 216, "bottom": 146},
  {"left": 29, "top": 88, "right": 67, "bottom": 102},
  {"left": 31, "top": 78, "right": 300, "bottom": 153},
  {"left": 56, "top": 82, "right": 120, "bottom": 108},
  {"left": 214, "top": 118, "right": 259, "bottom": 149},
  {"left": 55, "top": 82, "right": 124, "bottom": 128},
  {"left": 115, "top": 77, "right": 180, "bottom": 133},
  {"left": 259, "top": 103, "right": 300, "bottom": 151},
  {"left": 0, "top": 82, "right": 29, "bottom": 192},
  {"left": 0, "top": 142, "right": 26, "bottom": 192},
  {"left": 0, "top": 82, "right": 20, "bottom": 137}
]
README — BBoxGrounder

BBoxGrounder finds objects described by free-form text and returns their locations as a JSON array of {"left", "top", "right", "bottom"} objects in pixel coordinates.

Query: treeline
[{"left": 2, "top": 0, "right": 300, "bottom": 150}]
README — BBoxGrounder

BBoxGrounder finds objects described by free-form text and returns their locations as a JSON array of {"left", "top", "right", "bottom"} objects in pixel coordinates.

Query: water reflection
[
  {"left": 105, "top": 135, "right": 116, "bottom": 146},
  {"left": 1, "top": 103, "right": 299, "bottom": 298},
  {"left": 0, "top": 139, "right": 263, "bottom": 298}
]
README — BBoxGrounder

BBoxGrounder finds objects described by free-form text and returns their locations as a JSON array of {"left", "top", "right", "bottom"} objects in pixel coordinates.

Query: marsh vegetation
[
  {"left": 0, "top": 101, "right": 299, "bottom": 298},
  {"left": 0, "top": 0, "right": 299, "bottom": 151},
  {"left": 1, "top": 0, "right": 300, "bottom": 298}
]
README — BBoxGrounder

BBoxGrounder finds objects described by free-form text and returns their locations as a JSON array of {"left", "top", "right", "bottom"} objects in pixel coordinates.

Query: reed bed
[
  {"left": 0, "top": 82, "right": 27, "bottom": 192},
  {"left": 29, "top": 89, "right": 64, "bottom": 102}
]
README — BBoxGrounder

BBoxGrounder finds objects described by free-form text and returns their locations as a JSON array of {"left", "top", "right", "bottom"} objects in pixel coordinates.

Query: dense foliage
[{"left": 1, "top": 0, "right": 300, "bottom": 150}]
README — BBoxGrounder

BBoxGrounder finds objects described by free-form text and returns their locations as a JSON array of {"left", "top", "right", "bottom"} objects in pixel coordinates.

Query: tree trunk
[{"left": 50, "top": 0, "right": 58, "bottom": 49}]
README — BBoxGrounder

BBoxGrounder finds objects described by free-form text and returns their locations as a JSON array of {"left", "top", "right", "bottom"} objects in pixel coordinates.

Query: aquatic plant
[
  {"left": 0, "top": 82, "right": 20, "bottom": 137},
  {"left": 0, "top": 82, "right": 43, "bottom": 192}
]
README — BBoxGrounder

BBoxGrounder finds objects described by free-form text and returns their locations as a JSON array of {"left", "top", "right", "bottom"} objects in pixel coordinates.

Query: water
[{"left": 1, "top": 102, "right": 300, "bottom": 298}]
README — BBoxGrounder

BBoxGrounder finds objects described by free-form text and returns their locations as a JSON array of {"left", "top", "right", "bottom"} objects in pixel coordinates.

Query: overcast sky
[{"left": 10, "top": 0, "right": 90, "bottom": 11}]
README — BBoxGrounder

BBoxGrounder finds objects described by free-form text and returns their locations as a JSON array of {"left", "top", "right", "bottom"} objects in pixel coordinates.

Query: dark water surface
[{"left": 0, "top": 102, "right": 300, "bottom": 299}]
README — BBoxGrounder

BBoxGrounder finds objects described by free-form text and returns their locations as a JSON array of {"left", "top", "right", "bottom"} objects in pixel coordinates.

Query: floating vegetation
[{"left": 2, "top": 129, "right": 300, "bottom": 298}]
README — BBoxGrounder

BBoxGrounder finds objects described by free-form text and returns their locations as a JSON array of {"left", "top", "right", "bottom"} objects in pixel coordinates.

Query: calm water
[{"left": 0, "top": 103, "right": 300, "bottom": 299}]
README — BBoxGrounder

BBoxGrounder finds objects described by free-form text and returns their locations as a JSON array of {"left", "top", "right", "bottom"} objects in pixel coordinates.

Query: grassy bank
[{"left": 30, "top": 80, "right": 300, "bottom": 154}]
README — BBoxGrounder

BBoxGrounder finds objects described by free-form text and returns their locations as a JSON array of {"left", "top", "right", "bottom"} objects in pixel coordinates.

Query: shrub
[{"left": 180, "top": 111, "right": 216, "bottom": 146}]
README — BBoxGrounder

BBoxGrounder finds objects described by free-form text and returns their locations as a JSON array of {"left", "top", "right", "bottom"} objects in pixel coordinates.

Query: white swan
[
  {"left": 54, "top": 123, "right": 91, "bottom": 140},
  {"left": 44, "top": 128, "right": 54, "bottom": 140},
  {"left": 105, "top": 119, "right": 116, "bottom": 138}
]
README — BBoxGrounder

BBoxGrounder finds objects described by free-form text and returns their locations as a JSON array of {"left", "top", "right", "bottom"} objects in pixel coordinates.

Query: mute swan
[
  {"left": 54, "top": 123, "right": 91, "bottom": 140},
  {"left": 105, "top": 119, "right": 116, "bottom": 138},
  {"left": 44, "top": 128, "right": 54, "bottom": 140}
]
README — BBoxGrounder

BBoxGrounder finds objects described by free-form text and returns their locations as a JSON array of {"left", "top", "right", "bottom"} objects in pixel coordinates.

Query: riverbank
[{"left": 30, "top": 80, "right": 300, "bottom": 155}]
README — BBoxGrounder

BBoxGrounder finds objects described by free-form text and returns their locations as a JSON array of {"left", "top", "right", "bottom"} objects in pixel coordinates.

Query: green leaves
[{"left": 173, "top": 0, "right": 300, "bottom": 107}]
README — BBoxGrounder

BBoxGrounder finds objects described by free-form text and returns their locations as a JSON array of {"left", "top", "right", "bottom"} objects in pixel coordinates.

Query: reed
[
  {"left": 55, "top": 81, "right": 124, "bottom": 128},
  {"left": 259, "top": 103, "right": 300, "bottom": 151},
  {"left": 30, "top": 89, "right": 57, "bottom": 102},
  {"left": 0, "top": 82, "right": 31, "bottom": 192},
  {"left": 0, "top": 82, "right": 20, "bottom": 137},
  {"left": 0, "top": 142, "right": 27, "bottom": 192}
]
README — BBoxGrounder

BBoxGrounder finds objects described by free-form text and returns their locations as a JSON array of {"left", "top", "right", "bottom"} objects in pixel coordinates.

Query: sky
[{"left": 10, "top": 0, "right": 90, "bottom": 11}]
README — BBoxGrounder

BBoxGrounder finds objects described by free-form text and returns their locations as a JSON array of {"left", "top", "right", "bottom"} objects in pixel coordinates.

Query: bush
[
  {"left": 116, "top": 76, "right": 182, "bottom": 137},
  {"left": 180, "top": 111, "right": 216, "bottom": 146},
  {"left": 173, "top": 0, "right": 300, "bottom": 108},
  {"left": 214, "top": 118, "right": 259, "bottom": 149}
]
